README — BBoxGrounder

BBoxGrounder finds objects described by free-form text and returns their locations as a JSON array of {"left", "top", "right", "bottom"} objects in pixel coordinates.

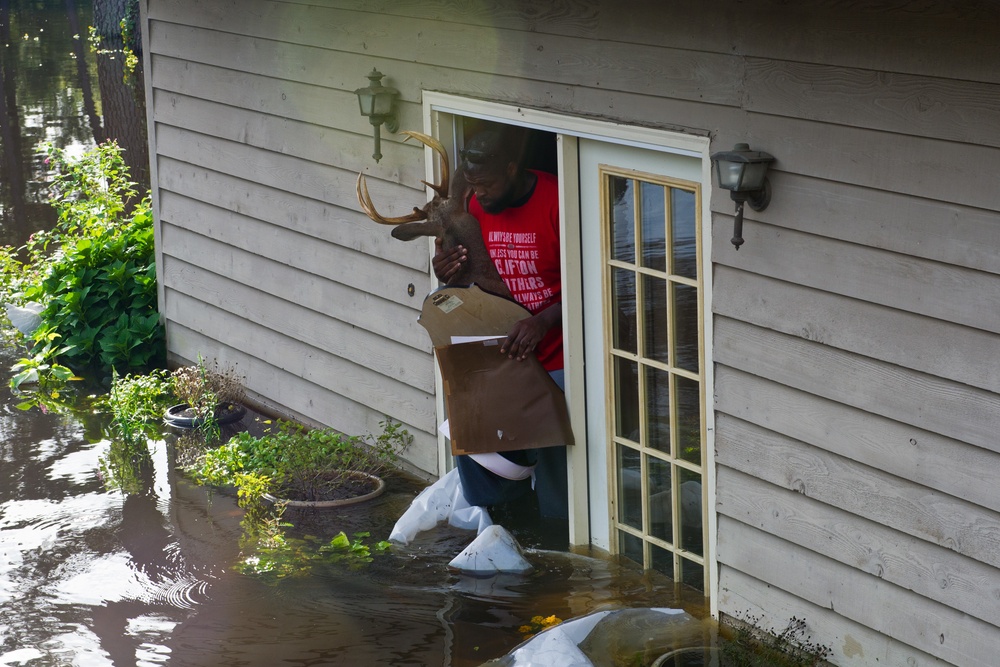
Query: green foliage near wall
[{"left": 1, "top": 141, "right": 163, "bottom": 389}]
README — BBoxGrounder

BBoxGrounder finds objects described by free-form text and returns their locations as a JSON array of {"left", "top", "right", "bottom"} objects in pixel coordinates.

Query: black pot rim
[{"left": 164, "top": 402, "right": 246, "bottom": 428}]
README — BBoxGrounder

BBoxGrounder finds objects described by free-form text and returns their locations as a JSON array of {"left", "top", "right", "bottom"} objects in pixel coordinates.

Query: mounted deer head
[{"left": 357, "top": 131, "right": 513, "bottom": 300}]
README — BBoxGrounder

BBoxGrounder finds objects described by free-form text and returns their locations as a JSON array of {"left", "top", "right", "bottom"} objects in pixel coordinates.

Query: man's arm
[{"left": 500, "top": 301, "right": 561, "bottom": 361}]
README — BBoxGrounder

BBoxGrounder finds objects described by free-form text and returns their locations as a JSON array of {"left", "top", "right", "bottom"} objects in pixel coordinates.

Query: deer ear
[{"left": 391, "top": 222, "right": 439, "bottom": 241}]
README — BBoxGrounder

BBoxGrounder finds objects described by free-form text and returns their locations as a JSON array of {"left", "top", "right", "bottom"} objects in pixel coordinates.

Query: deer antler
[
  {"left": 355, "top": 130, "right": 452, "bottom": 224},
  {"left": 356, "top": 173, "right": 426, "bottom": 224},
  {"left": 400, "top": 131, "right": 449, "bottom": 198}
]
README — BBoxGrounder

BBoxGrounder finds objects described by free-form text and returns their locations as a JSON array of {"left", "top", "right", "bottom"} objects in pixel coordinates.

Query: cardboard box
[{"left": 419, "top": 285, "right": 574, "bottom": 456}]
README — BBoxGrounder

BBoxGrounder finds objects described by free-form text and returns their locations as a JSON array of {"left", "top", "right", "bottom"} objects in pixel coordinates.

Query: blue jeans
[{"left": 455, "top": 370, "right": 568, "bottom": 520}]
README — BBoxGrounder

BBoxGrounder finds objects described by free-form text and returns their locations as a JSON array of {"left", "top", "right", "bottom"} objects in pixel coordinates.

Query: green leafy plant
[
  {"left": 102, "top": 368, "right": 174, "bottom": 436},
  {"left": 720, "top": 613, "right": 831, "bottom": 667},
  {"left": 189, "top": 418, "right": 411, "bottom": 503},
  {"left": 0, "top": 142, "right": 163, "bottom": 388},
  {"left": 237, "top": 529, "right": 392, "bottom": 580}
]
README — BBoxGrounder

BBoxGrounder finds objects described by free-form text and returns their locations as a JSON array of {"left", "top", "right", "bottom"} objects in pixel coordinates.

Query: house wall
[{"left": 140, "top": 0, "right": 1000, "bottom": 664}]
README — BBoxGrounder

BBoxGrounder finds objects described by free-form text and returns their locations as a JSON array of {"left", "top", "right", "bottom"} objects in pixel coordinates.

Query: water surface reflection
[{"left": 0, "top": 340, "right": 705, "bottom": 665}]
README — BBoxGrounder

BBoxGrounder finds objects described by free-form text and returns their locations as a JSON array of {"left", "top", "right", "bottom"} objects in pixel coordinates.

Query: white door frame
[{"left": 420, "top": 92, "right": 718, "bottom": 609}]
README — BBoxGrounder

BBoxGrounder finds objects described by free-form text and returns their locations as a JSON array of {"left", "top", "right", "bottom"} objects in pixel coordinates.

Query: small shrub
[
  {"left": 721, "top": 612, "right": 831, "bottom": 667},
  {"left": 169, "top": 358, "right": 246, "bottom": 442},
  {"left": 189, "top": 418, "right": 411, "bottom": 503}
]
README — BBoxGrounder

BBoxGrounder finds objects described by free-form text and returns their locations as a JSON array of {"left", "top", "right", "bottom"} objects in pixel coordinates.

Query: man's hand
[
  {"left": 500, "top": 303, "right": 561, "bottom": 361},
  {"left": 432, "top": 238, "right": 467, "bottom": 283}
]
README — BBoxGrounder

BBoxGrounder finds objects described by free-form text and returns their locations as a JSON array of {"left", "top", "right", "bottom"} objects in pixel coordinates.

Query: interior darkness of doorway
[{"left": 461, "top": 119, "right": 557, "bottom": 176}]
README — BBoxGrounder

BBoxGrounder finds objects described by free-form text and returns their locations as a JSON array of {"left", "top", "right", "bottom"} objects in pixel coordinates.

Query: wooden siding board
[
  {"left": 719, "top": 568, "right": 949, "bottom": 667},
  {"left": 714, "top": 266, "right": 1000, "bottom": 394},
  {"left": 712, "top": 223, "right": 1000, "bottom": 336},
  {"left": 715, "top": 317, "right": 1000, "bottom": 453},
  {"left": 716, "top": 413, "right": 1000, "bottom": 571},
  {"left": 155, "top": 0, "right": 1000, "bottom": 84},
  {"left": 754, "top": 173, "right": 1000, "bottom": 275},
  {"left": 156, "top": 157, "right": 430, "bottom": 282},
  {"left": 158, "top": 222, "right": 429, "bottom": 351},
  {"left": 715, "top": 318, "right": 1000, "bottom": 454},
  {"left": 156, "top": 183, "right": 427, "bottom": 314},
  {"left": 728, "top": 0, "right": 1000, "bottom": 83},
  {"left": 737, "top": 112, "right": 1000, "bottom": 212},
  {"left": 715, "top": 366, "right": 1000, "bottom": 516},
  {"left": 162, "top": 255, "right": 434, "bottom": 395},
  {"left": 147, "top": 1, "right": 744, "bottom": 107},
  {"left": 718, "top": 467, "right": 1000, "bottom": 627},
  {"left": 164, "top": 288, "right": 435, "bottom": 433},
  {"left": 150, "top": 80, "right": 426, "bottom": 188},
  {"left": 165, "top": 321, "right": 438, "bottom": 474},
  {"left": 153, "top": 124, "right": 428, "bottom": 227},
  {"left": 744, "top": 58, "right": 1000, "bottom": 148},
  {"left": 718, "top": 516, "right": 999, "bottom": 665}
]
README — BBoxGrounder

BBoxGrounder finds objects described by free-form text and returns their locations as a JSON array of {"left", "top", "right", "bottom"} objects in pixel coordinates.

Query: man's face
[{"left": 464, "top": 166, "right": 516, "bottom": 214}]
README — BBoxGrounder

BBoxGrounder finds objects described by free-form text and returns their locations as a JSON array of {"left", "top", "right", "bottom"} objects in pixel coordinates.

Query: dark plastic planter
[{"left": 164, "top": 402, "right": 247, "bottom": 429}]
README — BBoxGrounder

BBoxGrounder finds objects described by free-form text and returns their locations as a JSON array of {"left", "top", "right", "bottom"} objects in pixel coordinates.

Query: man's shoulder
[{"left": 531, "top": 170, "right": 558, "bottom": 190}]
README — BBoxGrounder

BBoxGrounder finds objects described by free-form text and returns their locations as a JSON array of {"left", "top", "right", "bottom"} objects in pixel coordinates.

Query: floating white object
[
  {"left": 500, "top": 608, "right": 700, "bottom": 667},
  {"left": 448, "top": 524, "right": 533, "bottom": 575},
  {"left": 4, "top": 302, "right": 42, "bottom": 335}
]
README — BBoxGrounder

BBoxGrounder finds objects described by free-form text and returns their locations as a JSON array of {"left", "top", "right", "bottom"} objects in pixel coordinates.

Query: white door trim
[{"left": 421, "top": 93, "right": 718, "bottom": 611}]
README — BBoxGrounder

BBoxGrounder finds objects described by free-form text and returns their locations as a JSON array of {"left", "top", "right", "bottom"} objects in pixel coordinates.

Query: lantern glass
[
  {"left": 739, "top": 162, "right": 769, "bottom": 191},
  {"left": 715, "top": 159, "right": 745, "bottom": 191},
  {"left": 356, "top": 90, "right": 376, "bottom": 116},
  {"left": 372, "top": 91, "right": 394, "bottom": 117}
]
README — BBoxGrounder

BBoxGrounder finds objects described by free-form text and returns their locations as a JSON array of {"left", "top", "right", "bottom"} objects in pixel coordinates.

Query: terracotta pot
[
  {"left": 263, "top": 471, "right": 386, "bottom": 508},
  {"left": 164, "top": 402, "right": 246, "bottom": 428}
]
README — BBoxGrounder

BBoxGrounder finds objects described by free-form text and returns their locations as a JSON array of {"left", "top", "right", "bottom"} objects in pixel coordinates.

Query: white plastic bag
[{"left": 389, "top": 468, "right": 492, "bottom": 544}]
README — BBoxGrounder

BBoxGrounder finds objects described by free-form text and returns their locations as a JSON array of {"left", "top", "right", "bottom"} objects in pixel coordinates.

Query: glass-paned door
[{"left": 580, "top": 140, "right": 708, "bottom": 594}]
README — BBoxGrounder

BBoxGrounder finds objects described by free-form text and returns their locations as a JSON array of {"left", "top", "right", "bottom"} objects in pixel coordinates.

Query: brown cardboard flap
[
  {"left": 419, "top": 285, "right": 530, "bottom": 348},
  {"left": 435, "top": 339, "right": 574, "bottom": 456}
]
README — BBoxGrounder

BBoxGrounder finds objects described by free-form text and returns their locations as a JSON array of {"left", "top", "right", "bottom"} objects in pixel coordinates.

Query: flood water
[
  {"left": 0, "top": 3, "right": 711, "bottom": 665},
  {"left": 0, "top": 345, "right": 710, "bottom": 666}
]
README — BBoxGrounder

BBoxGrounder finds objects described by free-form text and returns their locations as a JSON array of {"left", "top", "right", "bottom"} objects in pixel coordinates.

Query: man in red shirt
[{"left": 433, "top": 128, "right": 568, "bottom": 524}]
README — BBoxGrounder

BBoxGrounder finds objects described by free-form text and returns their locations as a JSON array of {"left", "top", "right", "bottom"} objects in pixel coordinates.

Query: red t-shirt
[{"left": 470, "top": 170, "right": 563, "bottom": 371}]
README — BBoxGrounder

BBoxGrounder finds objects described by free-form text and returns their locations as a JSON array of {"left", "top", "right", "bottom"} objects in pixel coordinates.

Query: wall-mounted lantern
[
  {"left": 710, "top": 143, "right": 775, "bottom": 250},
  {"left": 354, "top": 68, "right": 399, "bottom": 163}
]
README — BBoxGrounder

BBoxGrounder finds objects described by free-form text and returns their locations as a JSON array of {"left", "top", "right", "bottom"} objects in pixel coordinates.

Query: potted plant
[
  {"left": 164, "top": 358, "right": 247, "bottom": 432},
  {"left": 189, "top": 418, "right": 412, "bottom": 507}
]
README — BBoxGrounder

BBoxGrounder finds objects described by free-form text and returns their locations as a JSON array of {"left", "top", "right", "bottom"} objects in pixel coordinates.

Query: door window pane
[
  {"left": 678, "top": 467, "right": 703, "bottom": 556},
  {"left": 672, "top": 282, "right": 699, "bottom": 373},
  {"left": 644, "top": 365, "right": 670, "bottom": 454},
  {"left": 610, "top": 176, "right": 634, "bottom": 263},
  {"left": 640, "top": 181, "right": 666, "bottom": 272},
  {"left": 648, "top": 455, "right": 672, "bottom": 543},
  {"left": 642, "top": 274, "right": 668, "bottom": 364},
  {"left": 676, "top": 376, "right": 701, "bottom": 464},
  {"left": 612, "top": 267, "right": 636, "bottom": 354},
  {"left": 614, "top": 357, "right": 639, "bottom": 442},
  {"left": 617, "top": 445, "right": 642, "bottom": 530},
  {"left": 671, "top": 188, "right": 697, "bottom": 279}
]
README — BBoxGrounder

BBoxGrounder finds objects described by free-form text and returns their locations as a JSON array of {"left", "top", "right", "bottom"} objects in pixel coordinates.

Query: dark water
[
  {"left": 0, "top": 3, "right": 710, "bottom": 665},
  {"left": 0, "top": 0, "right": 147, "bottom": 249},
  {"left": 0, "top": 343, "right": 708, "bottom": 665}
]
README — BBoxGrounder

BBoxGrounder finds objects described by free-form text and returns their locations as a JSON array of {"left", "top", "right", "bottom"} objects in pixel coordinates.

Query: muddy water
[{"left": 0, "top": 341, "right": 709, "bottom": 666}]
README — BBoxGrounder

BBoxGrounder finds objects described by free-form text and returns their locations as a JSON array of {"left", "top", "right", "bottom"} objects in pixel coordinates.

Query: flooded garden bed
[{"left": 0, "top": 350, "right": 713, "bottom": 665}]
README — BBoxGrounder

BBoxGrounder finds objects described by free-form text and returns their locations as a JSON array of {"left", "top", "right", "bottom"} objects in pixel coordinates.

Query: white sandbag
[
  {"left": 389, "top": 468, "right": 492, "bottom": 544},
  {"left": 448, "top": 524, "right": 532, "bottom": 574}
]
